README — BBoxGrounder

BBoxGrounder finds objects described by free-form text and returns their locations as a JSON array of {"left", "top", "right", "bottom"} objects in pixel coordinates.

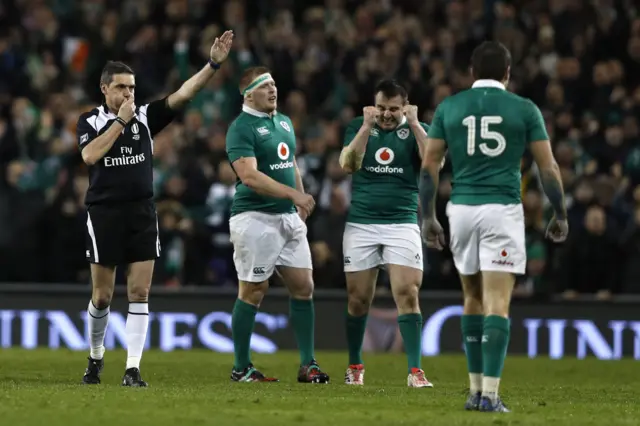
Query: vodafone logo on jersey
[
  {"left": 366, "top": 147, "right": 403, "bottom": 174},
  {"left": 277, "top": 142, "right": 290, "bottom": 160},
  {"left": 375, "top": 147, "right": 394, "bottom": 165},
  {"left": 270, "top": 142, "right": 294, "bottom": 171}
]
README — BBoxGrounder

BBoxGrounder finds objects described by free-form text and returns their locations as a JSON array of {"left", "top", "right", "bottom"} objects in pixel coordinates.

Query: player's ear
[{"left": 100, "top": 83, "right": 108, "bottom": 97}]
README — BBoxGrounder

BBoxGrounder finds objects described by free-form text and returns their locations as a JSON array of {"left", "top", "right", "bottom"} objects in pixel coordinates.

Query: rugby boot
[
  {"left": 298, "top": 359, "right": 330, "bottom": 383},
  {"left": 230, "top": 364, "right": 279, "bottom": 382},
  {"left": 464, "top": 391, "right": 482, "bottom": 410},
  {"left": 122, "top": 367, "right": 148, "bottom": 387},
  {"left": 407, "top": 367, "right": 434, "bottom": 388},
  {"left": 479, "top": 396, "right": 510, "bottom": 413},
  {"left": 82, "top": 357, "right": 103, "bottom": 384},
  {"left": 344, "top": 363, "right": 365, "bottom": 385}
]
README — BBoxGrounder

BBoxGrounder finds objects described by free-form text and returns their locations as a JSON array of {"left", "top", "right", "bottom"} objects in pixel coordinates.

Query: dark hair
[
  {"left": 374, "top": 79, "right": 408, "bottom": 102},
  {"left": 470, "top": 41, "right": 511, "bottom": 81},
  {"left": 100, "top": 61, "right": 135, "bottom": 86},
  {"left": 239, "top": 66, "right": 271, "bottom": 94}
]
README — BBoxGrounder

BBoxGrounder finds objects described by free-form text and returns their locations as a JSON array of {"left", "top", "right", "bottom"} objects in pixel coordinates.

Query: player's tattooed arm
[
  {"left": 419, "top": 137, "right": 447, "bottom": 218},
  {"left": 419, "top": 169, "right": 438, "bottom": 219},
  {"left": 539, "top": 164, "right": 567, "bottom": 219},
  {"left": 530, "top": 140, "right": 567, "bottom": 220}
]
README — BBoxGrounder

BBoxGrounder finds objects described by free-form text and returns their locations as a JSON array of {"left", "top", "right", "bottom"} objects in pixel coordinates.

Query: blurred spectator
[
  {"left": 0, "top": 0, "right": 638, "bottom": 299},
  {"left": 559, "top": 205, "right": 619, "bottom": 300}
]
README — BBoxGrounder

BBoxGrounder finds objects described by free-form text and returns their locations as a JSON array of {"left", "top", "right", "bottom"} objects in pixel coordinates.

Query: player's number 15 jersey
[{"left": 428, "top": 82, "right": 549, "bottom": 206}]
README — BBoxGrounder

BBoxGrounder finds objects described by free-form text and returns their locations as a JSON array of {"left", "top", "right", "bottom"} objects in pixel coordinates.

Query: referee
[{"left": 77, "top": 30, "right": 234, "bottom": 387}]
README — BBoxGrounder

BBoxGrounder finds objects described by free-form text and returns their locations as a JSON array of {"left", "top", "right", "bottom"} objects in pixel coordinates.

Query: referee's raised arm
[{"left": 165, "top": 30, "right": 234, "bottom": 110}]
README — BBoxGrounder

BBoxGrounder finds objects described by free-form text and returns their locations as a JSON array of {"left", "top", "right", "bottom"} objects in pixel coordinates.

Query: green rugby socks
[
  {"left": 290, "top": 298, "right": 316, "bottom": 365},
  {"left": 461, "top": 314, "right": 484, "bottom": 394},
  {"left": 398, "top": 313, "right": 423, "bottom": 373},
  {"left": 232, "top": 299, "right": 257, "bottom": 371},
  {"left": 346, "top": 312, "right": 368, "bottom": 365},
  {"left": 482, "top": 315, "right": 511, "bottom": 401}
]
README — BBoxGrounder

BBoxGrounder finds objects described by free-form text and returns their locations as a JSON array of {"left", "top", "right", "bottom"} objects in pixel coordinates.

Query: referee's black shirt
[{"left": 76, "top": 98, "right": 177, "bottom": 205}]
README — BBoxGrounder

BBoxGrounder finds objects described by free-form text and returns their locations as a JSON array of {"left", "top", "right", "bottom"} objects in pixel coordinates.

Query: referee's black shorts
[{"left": 85, "top": 200, "right": 160, "bottom": 266}]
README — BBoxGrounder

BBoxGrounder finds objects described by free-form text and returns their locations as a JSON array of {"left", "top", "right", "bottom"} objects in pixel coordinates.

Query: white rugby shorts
[
  {"left": 229, "top": 211, "right": 312, "bottom": 282},
  {"left": 446, "top": 202, "right": 526, "bottom": 275},
  {"left": 343, "top": 222, "right": 424, "bottom": 272}
]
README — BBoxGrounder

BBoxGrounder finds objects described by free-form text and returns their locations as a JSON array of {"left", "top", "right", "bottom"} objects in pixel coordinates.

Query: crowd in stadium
[{"left": 0, "top": 0, "right": 639, "bottom": 299}]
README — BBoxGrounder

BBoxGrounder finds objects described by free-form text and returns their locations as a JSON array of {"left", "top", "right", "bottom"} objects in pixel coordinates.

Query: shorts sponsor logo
[
  {"left": 396, "top": 128, "right": 410, "bottom": 139},
  {"left": 280, "top": 121, "right": 291, "bottom": 132},
  {"left": 491, "top": 248, "right": 514, "bottom": 267},
  {"left": 343, "top": 256, "right": 351, "bottom": 265},
  {"left": 253, "top": 267, "right": 266, "bottom": 275}
]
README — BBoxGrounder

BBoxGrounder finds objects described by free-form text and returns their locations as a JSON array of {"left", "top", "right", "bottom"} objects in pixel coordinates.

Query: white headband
[{"left": 242, "top": 73, "right": 275, "bottom": 97}]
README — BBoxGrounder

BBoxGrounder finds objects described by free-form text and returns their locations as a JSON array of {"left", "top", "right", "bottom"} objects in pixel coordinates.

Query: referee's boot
[
  {"left": 122, "top": 367, "right": 148, "bottom": 387},
  {"left": 297, "top": 359, "right": 330, "bottom": 384},
  {"left": 82, "top": 357, "right": 104, "bottom": 384}
]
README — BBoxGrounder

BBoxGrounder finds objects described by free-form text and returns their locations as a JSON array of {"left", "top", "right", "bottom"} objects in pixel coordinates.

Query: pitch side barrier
[{"left": 0, "top": 284, "right": 639, "bottom": 360}]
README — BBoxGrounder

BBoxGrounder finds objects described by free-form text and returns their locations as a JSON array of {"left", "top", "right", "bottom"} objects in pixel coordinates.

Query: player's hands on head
[
  {"left": 363, "top": 106, "right": 380, "bottom": 127},
  {"left": 118, "top": 97, "right": 136, "bottom": 123},
  {"left": 421, "top": 217, "right": 446, "bottom": 251},
  {"left": 292, "top": 192, "right": 315, "bottom": 218},
  {"left": 545, "top": 216, "right": 569, "bottom": 243},
  {"left": 403, "top": 104, "right": 419, "bottom": 125},
  {"left": 210, "top": 30, "right": 234, "bottom": 64}
]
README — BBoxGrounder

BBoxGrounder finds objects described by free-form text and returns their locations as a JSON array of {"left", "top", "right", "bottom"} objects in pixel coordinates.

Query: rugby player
[
  {"left": 225, "top": 67, "right": 330, "bottom": 383},
  {"left": 339, "top": 79, "right": 433, "bottom": 387},
  {"left": 78, "top": 31, "right": 234, "bottom": 386},
  {"left": 419, "top": 41, "right": 568, "bottom": 412}
]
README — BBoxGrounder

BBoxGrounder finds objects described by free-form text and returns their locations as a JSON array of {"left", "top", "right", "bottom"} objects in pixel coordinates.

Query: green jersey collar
[
  {"left": 472, "top": 79, "right": 506, "bottom": 90},
  {"left": 242, "top": 104, "right": 276, "bottom": 118}
]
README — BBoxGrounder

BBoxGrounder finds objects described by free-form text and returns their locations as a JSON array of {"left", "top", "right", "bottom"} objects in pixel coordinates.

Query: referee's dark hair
[
  {"left": 470, "top": 41, "right": 511, "bottom": 82},
  {"left": 375, "top": 79, "right": 408, "bottom": 103},
  {"left": 100, "top": 61, "right": 135, "bottom": 86}
]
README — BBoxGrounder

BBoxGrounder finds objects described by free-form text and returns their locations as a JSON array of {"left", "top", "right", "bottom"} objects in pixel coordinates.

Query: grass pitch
[{"left": 0, "top": 349, "right": 637, "bottom": 425}]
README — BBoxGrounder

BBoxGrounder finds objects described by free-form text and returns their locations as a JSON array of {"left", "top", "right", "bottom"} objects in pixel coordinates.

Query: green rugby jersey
[
  {"left": 344, "top": 116, "right": 428, "bottom": 224},
  {"left": 428, "top": 79, "right": 549, "bottom": 205},
  {"left": 226, "top": 105, "right": 297, "bottom": 216}
]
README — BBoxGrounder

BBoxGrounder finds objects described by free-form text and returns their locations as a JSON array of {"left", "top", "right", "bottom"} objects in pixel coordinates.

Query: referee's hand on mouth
[{"left": 118, "top": 97, "right": 136, "bottom": 123}]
